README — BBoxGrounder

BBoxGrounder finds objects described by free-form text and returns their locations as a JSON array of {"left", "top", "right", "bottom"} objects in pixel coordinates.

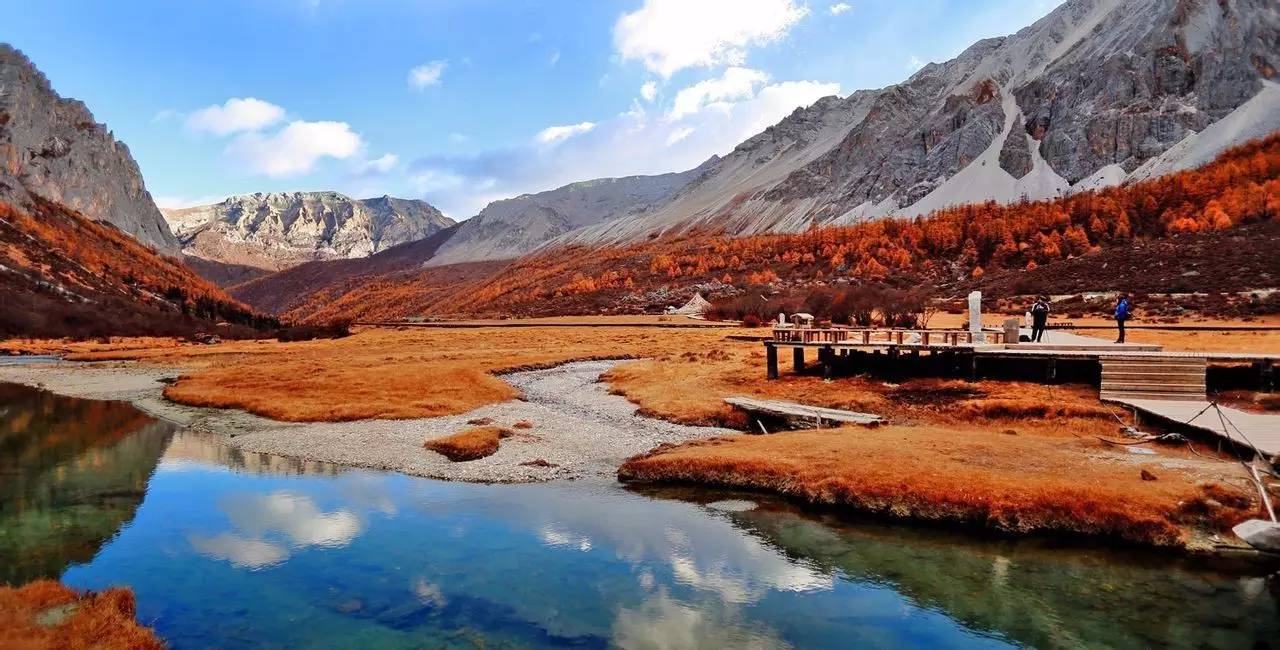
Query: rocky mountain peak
[
  {"left": 0, "top": 43, "right": 179, "bottom": 254},
  {"left": 163, "top": 191, "right": 455, "bottom": 271},
  {"left": 548, "top": 0, "right": 1280, "bottom": 247}
]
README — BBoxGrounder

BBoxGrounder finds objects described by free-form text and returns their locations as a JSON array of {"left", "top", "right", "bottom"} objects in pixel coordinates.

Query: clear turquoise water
[{"left": 1, "top": 382, "right": 1277, "bottom": 649}]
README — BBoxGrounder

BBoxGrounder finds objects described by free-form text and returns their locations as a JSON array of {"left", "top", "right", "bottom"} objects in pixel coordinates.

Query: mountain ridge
[
  {"left": 163, "top": 190, "right": 455, "bottom": 272},
  {"left": 424, "top": 163, "right": 712, "bottom": 267},
  {"left": 553, "top": 0, "right": 1280, "bottom": 246}
]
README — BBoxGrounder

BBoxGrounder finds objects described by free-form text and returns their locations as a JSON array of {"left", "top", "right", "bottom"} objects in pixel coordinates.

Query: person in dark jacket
[
  {"left": 1114, "top": 295, "right": 1131, "bottom": 343},
  {"left": 1030, "top": 296, "right": 1050, "bottom": 343}
]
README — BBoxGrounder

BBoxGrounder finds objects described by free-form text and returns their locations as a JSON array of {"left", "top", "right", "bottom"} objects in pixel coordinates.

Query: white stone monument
[{"left": 968, "top": 291, "right": 985, "bottom": 343}]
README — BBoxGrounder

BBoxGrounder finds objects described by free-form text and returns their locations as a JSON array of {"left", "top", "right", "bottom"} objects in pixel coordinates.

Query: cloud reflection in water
[{"left": 190, "top": 490, "right": 361, "bottom": 568}]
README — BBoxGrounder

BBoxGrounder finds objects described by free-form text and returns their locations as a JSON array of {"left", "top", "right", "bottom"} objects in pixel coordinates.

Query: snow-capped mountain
[{"left": 554, "top": 0, "right": 1280, "bottom": 246}]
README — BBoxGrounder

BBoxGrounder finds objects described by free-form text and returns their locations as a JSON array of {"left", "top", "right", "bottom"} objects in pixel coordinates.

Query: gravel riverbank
[{"left": 0, "top": 359, "right": 732, "bottom": 482}]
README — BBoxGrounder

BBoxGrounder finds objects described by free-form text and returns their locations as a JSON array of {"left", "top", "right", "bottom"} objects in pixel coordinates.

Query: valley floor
[{"left": 1, "top": 319, "right": 1275, "bottom": 550}]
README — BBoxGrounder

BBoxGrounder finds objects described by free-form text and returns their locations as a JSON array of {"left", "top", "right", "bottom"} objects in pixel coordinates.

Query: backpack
[{"left": 1116, "top": 300, "right": 1130, "bottom": 320}]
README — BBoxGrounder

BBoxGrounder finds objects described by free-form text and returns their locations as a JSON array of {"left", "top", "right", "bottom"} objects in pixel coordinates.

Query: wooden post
[
  {"left": 822, "top": 346, "right": 834, "bottom": 380},
  {"left": 862, "top": 331, "right": 871, "bottom": 345},
  {"left": 793, "top": 346, "right": 805, "bottom": 374},
  {"left": 766, "top": 344, "right": 779, "bottom": 379}
]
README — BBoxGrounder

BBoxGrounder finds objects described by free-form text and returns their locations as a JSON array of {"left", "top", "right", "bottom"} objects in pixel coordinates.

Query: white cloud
[
  {"left": 669, "top": 66, "right": 769, "bottom": 119},
  {"left": 640, "top": 81, "right": 658, "bottom": 102},
  {"left": 906, "top": 54, "right": 925, "bottom": 71},
  {"left": 549, "top": 50, "right": 561, "bottom": 66},
  {"left": 355, "top": 153, "right": 399, "bottom": 175},
  {"left": 153, "top": 194, "right": 226, "bottom": 209},
  {"left": 226, "top": 120, "right": 363, "bottom": 177},
  {"left": 411, "top": 169, "right": 466, "bottom": 194},
  {"left": 536, "top": 121, "right": 597, "bottom": 144},
  {"left": 410, "top": 75, "right": 838, "bottom": 217},
  {"left": 614, "top": 0, "right": 809, "bottom": 78},
  {"left": 829, "top": 2, "right": 853, "bottom": 15},
  {"left": 186, "top": 98, "right": 286, "bottom": 135},
  {"left": 665, "top": 126, "right": 695, "bottom": 146},
  {"left": 408, "top": 60, "right": 447, "bottom": 89}
]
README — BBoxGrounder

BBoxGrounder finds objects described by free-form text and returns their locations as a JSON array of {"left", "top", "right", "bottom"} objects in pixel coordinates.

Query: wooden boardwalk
[
  {"left": 760, "top": 326, "right": 1278, "bottom": 456},
  {"left": 724, "top": 396, "right": 884, "bottom": 428},
  {"left": 1109, "top": 398, "right": 1280, "bottom": 459},
  {"left": 1099, "top": 355, "right": 1207, "bottom": 401}
]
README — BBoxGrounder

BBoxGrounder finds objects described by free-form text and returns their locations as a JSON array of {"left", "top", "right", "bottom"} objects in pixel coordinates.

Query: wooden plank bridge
[{"left": 761, "top": 326, "right": 1279, "bottom": 459}]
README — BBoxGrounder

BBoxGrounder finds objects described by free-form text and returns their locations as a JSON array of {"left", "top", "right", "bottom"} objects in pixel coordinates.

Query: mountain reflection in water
[
  {"left": 0, "top": 383, "right": 174, "bottom": 584},
  {"left": 1, "top": 382, "right": 1276, "bottom": 648}
]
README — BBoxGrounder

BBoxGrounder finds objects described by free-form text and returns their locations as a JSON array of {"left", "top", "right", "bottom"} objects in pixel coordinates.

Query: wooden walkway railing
[{"left": 772, "top": 328, "right": 1008, "bottom": 346}]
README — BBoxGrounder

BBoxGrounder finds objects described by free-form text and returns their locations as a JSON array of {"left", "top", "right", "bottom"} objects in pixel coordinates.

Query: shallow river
[{"left": 1, "top": 382, "right": 1277, "bottom": 648}]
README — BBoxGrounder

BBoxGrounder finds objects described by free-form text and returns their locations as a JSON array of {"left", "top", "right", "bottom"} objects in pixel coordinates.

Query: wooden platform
[
  {"left": 724, "top": 397, "right": 885, "bottom": 429},
  {"left": 1109, "top": 398, "right": 1280, "bottom": 459},
  {"left": 1100, "top": 356, "right": 1207, "bottom": 401},
  {"left": 762, "top": 328, "right": 1276, "bottom": 379}
]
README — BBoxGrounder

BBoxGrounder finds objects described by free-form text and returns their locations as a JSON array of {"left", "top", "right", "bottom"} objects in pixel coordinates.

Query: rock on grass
[{"left": 424, "top": 426, "right": 512, "bottom": 461}]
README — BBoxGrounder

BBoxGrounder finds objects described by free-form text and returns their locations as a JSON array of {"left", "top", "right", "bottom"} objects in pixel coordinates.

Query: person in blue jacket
[{"left": 1114, "top": 295, "right": 1131, "bottom": 343}]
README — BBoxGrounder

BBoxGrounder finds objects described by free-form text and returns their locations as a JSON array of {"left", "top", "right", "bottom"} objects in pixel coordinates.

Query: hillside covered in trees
[
  {"left": 271, "top": 133, "right": 1280, "bottom": 323},
  {"left": 0, "top": 196, "right": 275, "bottom": 338}
]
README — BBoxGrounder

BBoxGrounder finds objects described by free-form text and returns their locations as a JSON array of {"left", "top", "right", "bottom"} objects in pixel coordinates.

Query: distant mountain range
[
  {"left": 162, "top": 192, "right": 455, "bottom": 271},
  {"left": 3, "top": 0, "right": 1279, "bottom": 327},
  {"left": 238, "top": 0, "right": 1280, "bottom": 288},
  {"left": 425, "top": 164, "right": 712, "bottom": 267}
]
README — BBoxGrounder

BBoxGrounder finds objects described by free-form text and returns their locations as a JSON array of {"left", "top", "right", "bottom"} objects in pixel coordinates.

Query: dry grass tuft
[
  {"left": 0, "top": 580, "right": 162, "bottom": 649},
  {"left": 951, "top": 398, "right": 1114, "bottom": 421},
  {"left": 513, "top": 420, "right": 533, "bottom": 429},
  {"left": 619, "top": 425, "right": 1262, "bottom": 547},
  {"left": 424, "top": 426, "right": 512, "bottom": 461}
]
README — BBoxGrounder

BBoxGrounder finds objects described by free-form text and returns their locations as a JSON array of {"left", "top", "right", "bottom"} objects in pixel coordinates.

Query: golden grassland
[
  {"left": 2, "top": 321, "right": 1272, "bottom": 545},
  {"left": 52, "top": 326, "right": 744, "bottom": 421},
  {"left": 0, "top": 581, "right": 162, "bottom": 650},
  {"left": 617, "top": 425, "right": 1256, "bottom": 547},
  {"left": 425, "top": 426, "right": 512, "bottom": 461}
]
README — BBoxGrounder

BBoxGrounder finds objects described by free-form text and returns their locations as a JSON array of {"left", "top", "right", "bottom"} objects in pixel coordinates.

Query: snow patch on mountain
[{"left": 1130, "top": 81, "right": 1280, "bottom": 182}]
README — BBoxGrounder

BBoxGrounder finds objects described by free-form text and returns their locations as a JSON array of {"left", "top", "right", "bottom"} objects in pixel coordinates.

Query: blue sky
[{"left": 3, "top": 0, "right": 1059, "bottom": 218}]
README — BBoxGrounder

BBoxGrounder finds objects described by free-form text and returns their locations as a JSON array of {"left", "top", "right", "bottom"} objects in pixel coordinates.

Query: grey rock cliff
[
  {"left": 0, "top": 44, "right": 178, "bottom": 254},
  {"left": 164, "top": 191, "right": 454, "bottom": 271}
]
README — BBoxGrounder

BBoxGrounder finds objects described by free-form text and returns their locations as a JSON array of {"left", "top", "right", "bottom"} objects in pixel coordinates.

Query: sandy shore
[{"left": 0, "top": 359, "right": 731, "bottom": 483}]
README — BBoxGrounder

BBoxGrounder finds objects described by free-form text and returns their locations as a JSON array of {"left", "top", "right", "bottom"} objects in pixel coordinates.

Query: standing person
[
  {"left": 1114, "top": 294, "right": 1131, "bottom": 343},
  {"left": 1031, "top": 296, "right": 1050, "bottom": 343}
]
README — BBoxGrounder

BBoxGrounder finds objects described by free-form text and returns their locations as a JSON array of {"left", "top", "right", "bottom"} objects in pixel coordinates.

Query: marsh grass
[
  {"left": 0, "top": 580, "right": 162, "bottom": 649},
  {"left": 424, "top": 426, "right": 513, "bottom": 461}
]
